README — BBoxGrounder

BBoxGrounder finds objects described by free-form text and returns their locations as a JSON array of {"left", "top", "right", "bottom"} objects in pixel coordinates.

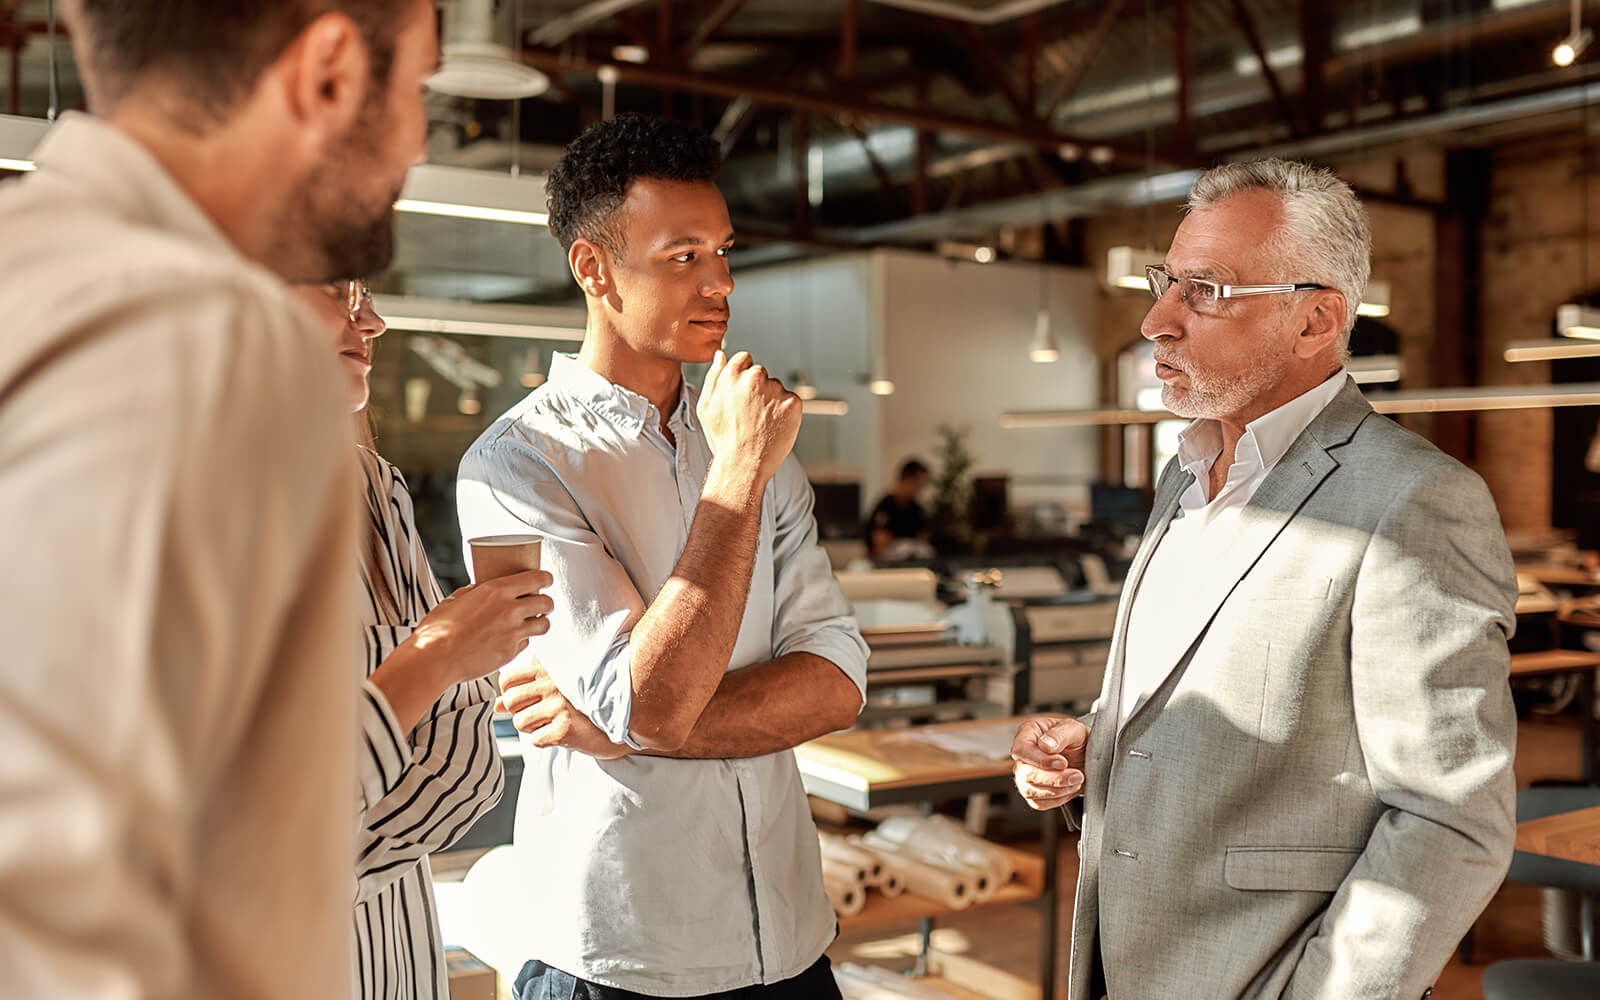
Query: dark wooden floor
[{"left": 829, "top": 718, "right": 1587, "bottom": 999}]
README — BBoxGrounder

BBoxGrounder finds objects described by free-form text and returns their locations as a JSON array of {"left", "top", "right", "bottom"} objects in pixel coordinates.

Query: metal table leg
[
  {"left": 1041, "top": 806, "right": 1060, "bottom": 1000},
  {"left": 1583, "top": 668, "right": 1597, "bottom": 786}
]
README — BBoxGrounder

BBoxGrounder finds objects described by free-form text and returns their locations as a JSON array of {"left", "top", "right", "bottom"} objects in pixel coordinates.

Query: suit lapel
[{"left": 1115, "top": 379, "right": 1372, "bottom": 735}]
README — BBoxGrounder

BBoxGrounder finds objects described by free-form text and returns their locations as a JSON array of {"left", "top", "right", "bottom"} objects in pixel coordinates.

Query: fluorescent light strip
[
  {"left": 382, "top": 315, "right": 583, "bottom": 341},
  {"left": 394, "top": 199, "right": 549, "bottom": 227},
  {"left": 1367, "top": 384, "right": 1600, "bottom": 414},
  {"left": 1002, "top": 383, "right": 1600, "bottom": 427},
  {"left": 802, "top": 399, "right": 849, "bottom": 416},
  {"left": 1350, "top": 368, "right": 1402, "bottom": 384},
  {"left": 1506, "top": 339, "right": 1600, "bottom": 362},
  {"left": 0, "top": 158, "right": 35, "bottom": 172}
]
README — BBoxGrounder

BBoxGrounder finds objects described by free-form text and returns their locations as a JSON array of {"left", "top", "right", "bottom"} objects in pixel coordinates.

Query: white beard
[{"left": 1160, "top": 351, "right": 1291, "bottom": 420}]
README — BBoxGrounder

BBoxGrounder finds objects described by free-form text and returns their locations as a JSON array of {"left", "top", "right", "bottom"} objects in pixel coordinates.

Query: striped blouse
[{"left": 353, "top": 448, "right": 505, "bottom": 1000}]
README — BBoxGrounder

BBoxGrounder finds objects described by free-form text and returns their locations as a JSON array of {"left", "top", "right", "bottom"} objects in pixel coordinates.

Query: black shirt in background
[{"left": 867, "top": 495, "right": 926, "bottom": 545}]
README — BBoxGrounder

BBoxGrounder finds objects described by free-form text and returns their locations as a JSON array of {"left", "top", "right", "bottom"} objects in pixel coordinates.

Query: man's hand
[
  {"left": 695, "top": 350, "right": 802, "bottom": 487},
  {"left": 1011, "top": 715, "right": 1089, "bottom": 810},
  {"left": 498, "top": 661, "right": 631, "bottom": 760}
]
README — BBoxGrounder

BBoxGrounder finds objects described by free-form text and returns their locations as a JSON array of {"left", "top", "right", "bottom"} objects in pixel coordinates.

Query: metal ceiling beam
[
  {"left": 844, "top": 120, "right": 899, "bottom": 196},
  {"left": 1174, "top": 0, "right": 1191, "bottom": 153},
  {"left": 839, "top": 0, "right": 860, "bottom": 80},
  {"left": 961, "top": 22, "right": 1038, "bottom": 123},
  {"left": 518, "top": 46, "right": 1178, "bottom": 169},
  {"left": 1229, "top": 0, "right": 1301, "bottom": 138},
  {"left": 1039, "top": 0, "right": 1128, "bottom": 121},
  {"left": 1300, "top": 1, "right": 1332, "bottom": 134}
]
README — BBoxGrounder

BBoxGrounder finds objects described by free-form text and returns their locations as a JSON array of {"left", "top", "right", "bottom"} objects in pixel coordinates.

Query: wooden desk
[
  {"left": 1517, "top": 563, "right": 1600, "bottom": 590},
  {"left": 1509, "top": 651, "right": 1600, "bottom": 786},
  {"left": 1509, "top": 650, "right": 1600, "bottom": 677},
  {"left": 1516, "top": 806, "right": 1600, "bottom": 867},
  {"left": 797, "top": 717, "right": 1058, "bottom": 1000}
]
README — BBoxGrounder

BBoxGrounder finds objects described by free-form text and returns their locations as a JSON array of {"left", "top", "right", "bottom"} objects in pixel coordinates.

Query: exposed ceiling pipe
[
  {"left": 529, "top": 0, "right": 654, "bottom": 47},
  {"left": 864, "top": 0, "right": 1075, "bottom": 26},
  {"left": 820, "top": 78, "right": 1600, "bottom": 245}
]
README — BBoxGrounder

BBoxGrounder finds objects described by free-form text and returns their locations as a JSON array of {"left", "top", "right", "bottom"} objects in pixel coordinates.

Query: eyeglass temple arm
[{"left": 1222, "top": 283, "right": 1327, "bottom": 297}]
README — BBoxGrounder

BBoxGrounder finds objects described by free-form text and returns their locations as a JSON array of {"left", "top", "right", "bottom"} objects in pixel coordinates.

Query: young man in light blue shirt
[{"left": 458, "top": 113, "right": 868, "bottom": 1000}]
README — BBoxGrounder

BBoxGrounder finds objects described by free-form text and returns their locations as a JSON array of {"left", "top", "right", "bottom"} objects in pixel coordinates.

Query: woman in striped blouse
[{"left": 294, "top": 279, "right": 553, "bottom": 1000}]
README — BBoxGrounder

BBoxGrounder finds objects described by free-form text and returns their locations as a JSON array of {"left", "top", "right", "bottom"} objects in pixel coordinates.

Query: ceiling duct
[
  {"left": 865, "top": 0, "right": 1074, "bottom": 26},
  {"left": 429, "top": 0, "right": 549, "bottom": 100}
]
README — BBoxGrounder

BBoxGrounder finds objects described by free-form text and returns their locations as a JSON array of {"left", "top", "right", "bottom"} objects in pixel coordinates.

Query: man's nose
[{"left": 1140, "top": 291, "right": 1182, "bottom": 342}]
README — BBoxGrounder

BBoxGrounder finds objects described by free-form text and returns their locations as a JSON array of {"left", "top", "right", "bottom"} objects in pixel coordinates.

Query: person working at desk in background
[
  {"left": 0, "top": 2, "right": 439, "bottom": 997},
  {"left": 291, "top": 278, "right": 552, "bottom": 1000},
  {"left": 867, "top": 458, "right": 934, "bottom": 560},
  {"left": 456, "top": 113, "right": 869, "bottom": 1000},
  {"left": 1011, "top": 159, "right": 1518, "bottom": 1000}
]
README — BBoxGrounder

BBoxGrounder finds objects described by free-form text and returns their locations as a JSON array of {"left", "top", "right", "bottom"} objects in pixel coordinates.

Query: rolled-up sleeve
[
  {"left": 457, "top": 438, "right": 644, "bottom": 747},
  {"left": 767, "top": 456, "right": 869, "bottom": 704}
]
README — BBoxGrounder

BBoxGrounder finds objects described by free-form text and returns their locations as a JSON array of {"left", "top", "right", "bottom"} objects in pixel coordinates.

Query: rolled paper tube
[
  {"left": 856, "top": 842, "right": 973, "bottom": 910},
  {"left": 868, "top": 817, "right": 1016, "bottom": 888},
  {"left": 819, "top": 833, "right": 884, "bottom": 881},
  {"left": 823, "top": 873, "right": 865, "bottom": 917},
  {"left": 876, "top": 866, "right": 905, "bottom": 897},
  {"left": 821, "top": 856, "right": 868, "bottom": 886}
]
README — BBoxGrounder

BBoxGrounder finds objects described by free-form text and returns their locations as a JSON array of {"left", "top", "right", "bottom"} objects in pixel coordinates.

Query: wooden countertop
[
  {"left": 795, "top": 717, "right": 1023, "bottom": 799},
  {"left": 1516, "top": 806, "right": 1600, "bottom": 867}
]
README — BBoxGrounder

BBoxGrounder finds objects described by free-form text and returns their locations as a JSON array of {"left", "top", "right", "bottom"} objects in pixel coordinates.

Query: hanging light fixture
[
  {"left": 1030, "top": 310, "right": 1061, "bottom": 363},
  {"left": 1356, "top": 279, "right": 1392, "bottom": 318},
  {"left": 1558, "top": 303, "right": 1600, "bottom": 339},
  {"left": 1555, "top": 0, "right": 1593, "bottom": 66},
  {"left": 1105, "top": 245, "right": 1165, "bottom": 291},
  {"left": 1030, "top": 262, "right": 1060, "bottom": 363},
  {"left": 457, "top": 387, "right": 482, "bottom": 415},
  {"left": 428, "top": 0, "right": 549, "bottom": 99}
]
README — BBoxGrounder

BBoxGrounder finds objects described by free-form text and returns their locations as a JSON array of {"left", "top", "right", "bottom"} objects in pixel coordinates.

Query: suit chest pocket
[{"left": 1224, "top": 846, "right": 1361, "bottom": 892}]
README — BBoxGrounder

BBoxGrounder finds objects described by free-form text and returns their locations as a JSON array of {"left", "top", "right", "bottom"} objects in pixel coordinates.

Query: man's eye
[{"left": 674, "top": 253, "right": 695, "bottom": 263}]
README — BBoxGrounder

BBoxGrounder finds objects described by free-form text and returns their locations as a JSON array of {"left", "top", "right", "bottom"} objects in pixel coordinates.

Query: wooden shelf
[
  {"left": 1509, "top": 649, "right": 1600, "bottom": 677},
  {"left": 837, "top": 845, "right": 1045, "bottom": 933}
]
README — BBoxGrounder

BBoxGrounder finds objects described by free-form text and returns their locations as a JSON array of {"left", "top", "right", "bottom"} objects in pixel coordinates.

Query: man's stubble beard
[
  {"left": 1159, "top": 349, "right": 1290, "bottom": 420},
  {"left": 288, "top": 97, "right": 400, "bottom": 282}
]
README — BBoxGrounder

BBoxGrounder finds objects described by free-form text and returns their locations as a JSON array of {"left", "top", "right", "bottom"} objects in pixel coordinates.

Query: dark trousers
[{"left": 513, "top": 955, "right": 842, "bottom": 1000}]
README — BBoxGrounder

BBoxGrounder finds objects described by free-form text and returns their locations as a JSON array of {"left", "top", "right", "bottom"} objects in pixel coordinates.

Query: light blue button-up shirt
[{"left": 456, "top": 353, "right": 868, "bottom": 996}]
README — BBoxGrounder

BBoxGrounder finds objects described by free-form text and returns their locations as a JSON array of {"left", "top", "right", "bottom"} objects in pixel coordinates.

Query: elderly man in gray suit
[{"left": 1012, "top": 159, "right": 1518, "bottom": 1000}]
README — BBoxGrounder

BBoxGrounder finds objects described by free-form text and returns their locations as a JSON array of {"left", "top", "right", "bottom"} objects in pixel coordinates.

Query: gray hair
[{"left": 1187, "top": 159, "right": 1372, "bottom": 348}]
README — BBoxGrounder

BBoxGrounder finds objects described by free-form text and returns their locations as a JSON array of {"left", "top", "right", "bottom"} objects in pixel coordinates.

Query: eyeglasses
[
  {"left": 343, "top": 279, "right": 373, "bottom": 322},
  {"left": 1146, "top": 264, "right": 1327, "bottom": 315}
]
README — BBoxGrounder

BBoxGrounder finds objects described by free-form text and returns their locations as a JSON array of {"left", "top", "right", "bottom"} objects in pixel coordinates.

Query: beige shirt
[{"left": 0, "top": 114, "right": 359, "bottom": 999}]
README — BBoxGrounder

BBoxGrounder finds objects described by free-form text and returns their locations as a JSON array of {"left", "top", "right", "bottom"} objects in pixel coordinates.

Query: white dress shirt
[
  {"left": 456, "top": 353, "right": 868, "bottom": 997},
  {"left": 0, "top": 114, "right": 358, "bottom": 999},
  {"left": 1119, "top": 370, "right": 1348, "bottom": 729}
]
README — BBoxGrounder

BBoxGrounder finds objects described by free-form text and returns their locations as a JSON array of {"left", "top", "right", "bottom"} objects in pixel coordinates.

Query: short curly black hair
[{"left": 546, "top": 113, "right": 724, "bottom": 255}]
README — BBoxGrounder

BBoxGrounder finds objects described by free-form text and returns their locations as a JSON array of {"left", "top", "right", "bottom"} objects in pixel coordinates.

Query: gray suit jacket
[{"left": 1069, "top": 378, "right": 1518, "bottom": 1000}]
